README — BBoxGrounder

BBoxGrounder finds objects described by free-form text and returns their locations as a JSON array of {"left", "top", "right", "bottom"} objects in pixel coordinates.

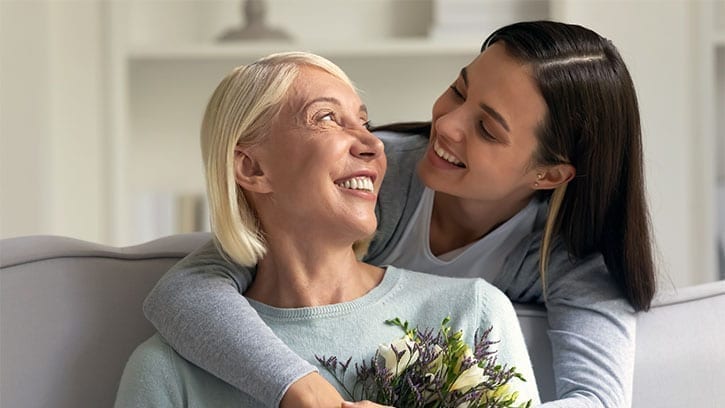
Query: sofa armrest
[{"left": 633, "top": 280, "right": 725, "bottom": 407}]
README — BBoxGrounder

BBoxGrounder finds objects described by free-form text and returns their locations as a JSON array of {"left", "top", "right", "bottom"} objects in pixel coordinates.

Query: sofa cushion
[{"left": 0, "top": 234, "right": 210, "bottom": 408}]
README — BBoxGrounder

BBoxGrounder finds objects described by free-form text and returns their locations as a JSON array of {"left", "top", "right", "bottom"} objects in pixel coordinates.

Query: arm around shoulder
[
  {"left": 142, "top": 240, "right": 317, "bottom": 407},
  {"left": 541, "top": 252, "right": 636, "bottom": 408}
]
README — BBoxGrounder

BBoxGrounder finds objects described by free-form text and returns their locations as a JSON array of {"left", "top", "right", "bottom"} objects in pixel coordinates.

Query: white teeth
[
  {"left": 336, "top": 176, "right": 374, "bottom": 193},
  {"left": 433, "top": 141, "right": 463, "bottom": 166}
]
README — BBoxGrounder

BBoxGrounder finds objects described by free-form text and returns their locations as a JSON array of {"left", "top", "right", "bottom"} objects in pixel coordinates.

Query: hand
[
  {"left": 341, "top": 401, "right": 394, "bottom": 408},
  {"left": 280, "top": 372, "right": 343, "bottom": 408}
]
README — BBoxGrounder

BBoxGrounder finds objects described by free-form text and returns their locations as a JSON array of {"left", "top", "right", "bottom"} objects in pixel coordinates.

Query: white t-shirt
[{"left": 379, "top": 187, "right": 540, "bottom": 282}]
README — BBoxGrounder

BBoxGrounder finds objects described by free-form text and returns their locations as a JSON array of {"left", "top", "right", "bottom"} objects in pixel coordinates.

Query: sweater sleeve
[
  {"left": 539, "top": 254, "right": 635, "bottom": 408},
  {"left": 142, "top": 240, "right": 316, "bottom": 407},
  {"left": 365, "top": 131, "right": 428, "bottom": 263},
  {"left": 499, "top": 237, "right": 635, "bottom": 408}
]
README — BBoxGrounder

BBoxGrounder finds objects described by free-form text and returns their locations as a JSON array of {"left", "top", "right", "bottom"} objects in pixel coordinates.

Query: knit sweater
[
  {"left": 142, "top": 131, "right": 636, "bottom": 408},
  {"left": 117, "top": 267, "right": 540, "bottom": 407}
]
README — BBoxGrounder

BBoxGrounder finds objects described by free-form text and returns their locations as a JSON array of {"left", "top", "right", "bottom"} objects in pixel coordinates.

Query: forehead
[
  {"left": 467, "top": 43, "right": 533, "bottom": 88},
  {"left": 465, "top": 43, "right": 546, "bottom": 129},
  {"left": 285, "top": 66, "right": 360, "bottom": 109}
]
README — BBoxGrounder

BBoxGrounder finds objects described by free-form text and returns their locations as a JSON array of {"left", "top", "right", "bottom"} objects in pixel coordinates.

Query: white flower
[
  {"left": 450, "top": 363, "right": 487, "bottom": 394},
  {"left": 454, "top": 345, "right": 473, "bottom": 373},
  {"left": 378, "top": 335, "right": 419, "bottom": 377},
  {"left": 426, "top": 344, "right": 445, "bottom": 375}
]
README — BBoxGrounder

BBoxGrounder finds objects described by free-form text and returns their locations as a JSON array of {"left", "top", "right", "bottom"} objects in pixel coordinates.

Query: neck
[
  {"left": 429, "top": 192, "right": 532, "bottom": 256},
  {"left": 244, "top": 235, "right": 383, "bottom": 308}
]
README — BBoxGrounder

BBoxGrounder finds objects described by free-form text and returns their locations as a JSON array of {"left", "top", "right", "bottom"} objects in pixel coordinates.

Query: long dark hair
[{"left": 375, "top": 21, "right": 656, "bottom": 311}]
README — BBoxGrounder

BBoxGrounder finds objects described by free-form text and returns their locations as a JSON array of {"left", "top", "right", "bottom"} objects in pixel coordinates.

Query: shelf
[{"left": 128, "top": 38, "right": 483, "bottom": 61}]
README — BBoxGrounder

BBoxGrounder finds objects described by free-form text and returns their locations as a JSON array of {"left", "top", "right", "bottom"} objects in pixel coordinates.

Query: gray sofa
[{"left": 1, "top": 233, "right": 724, "bottom": 408}]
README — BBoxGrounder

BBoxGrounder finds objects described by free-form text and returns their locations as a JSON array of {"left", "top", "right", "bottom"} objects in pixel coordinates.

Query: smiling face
[
  {"left": 241, "top": 66, "right": 386, "bottom": 242},
  {"left": 418, "top": 43, "right": 547, "bottom": 207}
]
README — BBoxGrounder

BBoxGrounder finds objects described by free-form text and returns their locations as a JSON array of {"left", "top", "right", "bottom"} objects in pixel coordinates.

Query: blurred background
[{"left": 1, "top": 0, "right": 723, "bottom": 288}]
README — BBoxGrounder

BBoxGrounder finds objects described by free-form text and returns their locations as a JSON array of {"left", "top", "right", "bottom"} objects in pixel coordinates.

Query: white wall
[
  {"left": 1, "top": 1, "right": 106, "bottom": 242},
  {"left": 1, "top": 2, "right": 53, "bottom": 238}
]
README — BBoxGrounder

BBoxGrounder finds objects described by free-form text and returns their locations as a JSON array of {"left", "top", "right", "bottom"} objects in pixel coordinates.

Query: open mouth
[
  {"left": 433, "top": 140, "right": 466, "bottom": 168},
  {"left": 335, "top": 176, "right": 375, "bottom": 193}
]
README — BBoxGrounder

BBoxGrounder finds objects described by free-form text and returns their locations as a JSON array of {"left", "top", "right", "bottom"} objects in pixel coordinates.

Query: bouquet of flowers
[{"left": 316, "top": 317, "right": 532, "bottom": 408}]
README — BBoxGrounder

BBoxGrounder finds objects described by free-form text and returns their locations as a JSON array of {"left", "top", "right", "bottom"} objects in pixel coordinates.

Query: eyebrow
[{"left": 460, "top": 67, "right": 511, "bottom": 133}]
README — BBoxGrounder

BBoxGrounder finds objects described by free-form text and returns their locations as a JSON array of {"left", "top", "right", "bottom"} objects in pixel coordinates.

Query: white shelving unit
[
  {"left": 128, "top": 40, "right": 482, "bottom": 60},
  {"left": 696, "top": 0, "right": 725, "bottom": 280},
  {"left": 703, "top": 0, "right": 725, "bottom": 279},
  {"left": 106, "top": 2, "right": 489, "bottom": 245}
]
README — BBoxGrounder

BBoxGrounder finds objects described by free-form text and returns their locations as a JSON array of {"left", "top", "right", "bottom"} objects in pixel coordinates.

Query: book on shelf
[{"left": 429, "top": 0, "right": 548, "bottom": 40}]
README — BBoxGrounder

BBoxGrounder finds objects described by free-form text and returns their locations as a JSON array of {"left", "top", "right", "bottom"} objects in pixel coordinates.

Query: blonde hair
[{"left": 201, "top": 52, "right": 355, "bottom": 266}]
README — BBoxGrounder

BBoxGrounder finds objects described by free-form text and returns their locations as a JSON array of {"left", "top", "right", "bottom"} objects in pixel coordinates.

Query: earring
[{"left": 534, "top": 173, "right": 543, "bottom": 187}]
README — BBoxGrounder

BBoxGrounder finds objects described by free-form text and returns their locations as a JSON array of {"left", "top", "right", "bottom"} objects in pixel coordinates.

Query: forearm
[
  {"left": 538, "top": 396, "right": 601, "bottom": 408},
  {"left": 143, "top": 242, "right": 316, "bottom": 407},
  {"left": 545, "top": 296, "right": 635, "bottom": 408}
]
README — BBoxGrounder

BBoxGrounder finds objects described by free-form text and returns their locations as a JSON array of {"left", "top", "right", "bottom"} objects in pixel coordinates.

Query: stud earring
[{"left": 534, "top": 173, "right": 543, "bottom": 187}]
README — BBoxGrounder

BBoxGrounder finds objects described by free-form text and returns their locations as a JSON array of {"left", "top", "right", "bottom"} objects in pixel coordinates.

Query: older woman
[{"left": 114, "top": 52, "right": 539, "bottom": 407}]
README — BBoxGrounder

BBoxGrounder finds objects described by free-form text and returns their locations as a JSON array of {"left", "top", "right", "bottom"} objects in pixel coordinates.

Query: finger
[{"left": 341, "top": 401, "right": 394, "bottom": 408}]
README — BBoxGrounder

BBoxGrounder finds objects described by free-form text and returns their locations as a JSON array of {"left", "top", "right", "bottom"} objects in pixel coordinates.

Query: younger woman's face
[{"left": 418, "top": 42, "right": 547, "bottom": 207}]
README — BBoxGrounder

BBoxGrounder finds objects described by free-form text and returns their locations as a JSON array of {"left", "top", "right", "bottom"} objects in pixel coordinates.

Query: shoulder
[
  {"left": 503, "top": 226, "right": 625, "bottom": 305},
  {"left": 374, "top": 130, "right": 429, "bottom": 151},
  {"left": 365, "top": 133, "right": 428, "bottom": 262},
  {"left": 122, "top": 334, "right": 178, "bottom": 379},
  {"left": 172, "top": 239, "right": 229, "bottom": 270},
  {"left": 115, "top": 335, "right": 182, "bottom": 406},
  {"left": 374, "top": 131, "right": 427, "bottom": 182},
  {"left": 163, "top": 238, "right": 253, "bottom": 290},
  {"left": 499, "top": 196, "right": 625, "bottom": 303}
]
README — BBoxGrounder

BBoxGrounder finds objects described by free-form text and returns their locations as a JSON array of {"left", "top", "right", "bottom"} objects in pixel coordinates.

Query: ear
[
  {"left": 234, "top": 145, "right": 272, "bottom": 193},
  {"left": 533, "top": 164, "right": 575, "bottom": 190}
]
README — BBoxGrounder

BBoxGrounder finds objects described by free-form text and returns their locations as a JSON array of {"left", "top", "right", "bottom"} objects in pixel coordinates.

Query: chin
[{"left": 416, "top": 160, "right": 440, "bottom": 190}]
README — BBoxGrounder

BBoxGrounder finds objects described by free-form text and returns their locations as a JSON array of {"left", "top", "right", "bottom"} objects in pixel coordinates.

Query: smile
[
  {"left": 433, "top": 140, "right": 465, "bottom": 168},
  {"left": 335, "top": 176, "right": 374, "bottom": 193}
]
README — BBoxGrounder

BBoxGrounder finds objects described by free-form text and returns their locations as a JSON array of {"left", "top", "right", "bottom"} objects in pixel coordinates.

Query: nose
[
  {"left": 350, "top": 127, "right": 384, "bottom": 161},
  {"left": 434, "top": 106, "right": 466, "bottom": 143}
]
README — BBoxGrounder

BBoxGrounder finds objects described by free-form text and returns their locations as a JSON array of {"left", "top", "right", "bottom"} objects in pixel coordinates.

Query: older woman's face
[{"left": 248, "top": 66, "right": 386, "bottom": 241}]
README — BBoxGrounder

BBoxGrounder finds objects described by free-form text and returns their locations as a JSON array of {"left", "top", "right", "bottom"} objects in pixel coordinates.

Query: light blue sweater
[
  {"left": 117, "top": 267, "right": 540, "bottom": 407},
  {"left": 143, "top": 131, "right": 636, "bottom": 408}
]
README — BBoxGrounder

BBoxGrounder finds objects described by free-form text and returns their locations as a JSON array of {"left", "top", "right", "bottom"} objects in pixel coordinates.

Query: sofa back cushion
[{"left": 0, "top": 234, "right": 209, "bottom": 408}]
